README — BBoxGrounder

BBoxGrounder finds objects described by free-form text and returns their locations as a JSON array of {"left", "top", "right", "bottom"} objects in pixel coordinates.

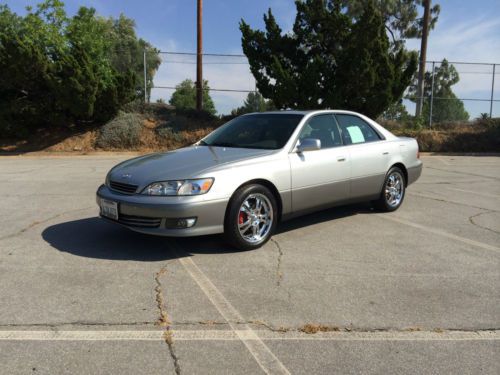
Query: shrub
[
  {"left": 156, "top": 126, "right": 185, "bottom": 144},
  {"left": 175, "top": 107, "right": 217, "bottom": 122},
  {"left": 96, "top": 112, "right": 143, "bottom": 149},
  {"left": 476, "top": 117, "right": 500, "bottom": 128}
]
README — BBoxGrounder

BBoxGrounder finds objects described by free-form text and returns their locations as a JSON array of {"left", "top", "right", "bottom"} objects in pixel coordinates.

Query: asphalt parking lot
[{"left": 0, "top": 154, "right": 499, "bottom": 374}]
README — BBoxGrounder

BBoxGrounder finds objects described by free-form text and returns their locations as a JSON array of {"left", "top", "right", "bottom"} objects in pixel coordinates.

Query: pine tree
[
  {"left": 169, "top": 79, "right": 216, "bottom": 115},
  {"left": 231, "top": 92, "right": 275, "bottom": 115},
  {"left": 408, "top": 59, "right": 469, "bottom": 122},
  {"left": 240, "top": 0, "right": 417, "bottom": 118}
]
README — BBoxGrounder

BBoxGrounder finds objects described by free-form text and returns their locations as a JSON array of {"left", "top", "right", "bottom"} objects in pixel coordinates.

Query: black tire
[
  {"left": 224, "top": 184, "right": 278, "bottom": 250},
  {"left": 373, "top": 167, "right": 406, "bottom": 212}
]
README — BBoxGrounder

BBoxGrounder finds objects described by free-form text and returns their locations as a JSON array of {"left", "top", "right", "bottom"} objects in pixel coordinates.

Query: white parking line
[
  {"left": 174, "top": 246, "right": 291, "bottom": 375},
  {"left": 0, "top": 330, "right": 498, "bottom": 341},
  {"left": 379, "top": 215, "right": 500, "bottom": 253}
]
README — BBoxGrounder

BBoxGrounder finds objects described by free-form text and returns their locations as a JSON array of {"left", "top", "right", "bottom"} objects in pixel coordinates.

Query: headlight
[{"left": 141, "top": 178, "right": 214, "bottom": 196}]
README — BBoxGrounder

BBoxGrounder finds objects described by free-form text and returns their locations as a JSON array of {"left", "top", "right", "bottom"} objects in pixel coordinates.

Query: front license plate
[{"left": 100, "top": 199, "right": 118, "bottom": 220}]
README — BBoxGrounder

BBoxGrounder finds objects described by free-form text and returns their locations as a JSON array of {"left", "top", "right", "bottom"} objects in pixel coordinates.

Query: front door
[{"left": 288, "top": 114, "right": 350, "bottom": 213}]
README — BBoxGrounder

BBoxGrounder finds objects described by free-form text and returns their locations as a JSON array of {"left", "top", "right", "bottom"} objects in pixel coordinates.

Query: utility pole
[
  {"left": 196, "top": 0, "right": 203, "bottom": 111},
  {"left": 415, "top": 0, "right": 431, "bottom": 117},
  {"left": 143, "top": 50, "right": 147, "bottom": 103}
]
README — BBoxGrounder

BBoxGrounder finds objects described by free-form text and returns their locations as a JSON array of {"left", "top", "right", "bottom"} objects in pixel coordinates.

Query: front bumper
[{"left": 96, "top": 185, "right": 228, "bottom": 237}]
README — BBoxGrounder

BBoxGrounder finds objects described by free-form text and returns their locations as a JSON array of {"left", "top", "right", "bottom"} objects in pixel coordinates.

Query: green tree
[
  {"left": 341, "top": 0, "right": 440, "bottom": 46},
  {"left": 0, "top": 0, "right": 159, "bottom": 137},
  {"left": 380, "top": 99, "right": 410, "bottom": 121},
  {"left": 240, "top": 0, "right": 417, "bottom": 118},
  {"left": 169, "top": 79, "right": 216, "bottom": 115},
  {"left": 231, "top": 92, "right": 275, "bottom": 115},
  {"left": 103, "top": 14, "right": 161, "bottom": 101},
  {"left": 408, "top": 59, "right": 469, "bottom": 122}
]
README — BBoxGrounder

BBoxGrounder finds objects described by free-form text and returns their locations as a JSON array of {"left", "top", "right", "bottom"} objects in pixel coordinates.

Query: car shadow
[
  {"left": 42, "top": 202, "right": 375, "bottom": 261},
  {"left": 276, "top": 202, "right": 374, "bottom": 234},
  {"left": 41, "top": 218, "right": 229, "bottom": 262}
]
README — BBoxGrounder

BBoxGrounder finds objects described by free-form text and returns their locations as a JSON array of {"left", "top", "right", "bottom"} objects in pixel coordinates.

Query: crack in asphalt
[
  {"left": 408, "top": 192, "right": 500, "bottom": 212},
  {"left": 1, "top": 319, "right": 498, "bottom": 336},
  {"left": 469, "top": 211, "right": 500, "bottom": 235},
  {"left": 0, "top": 206, "right": 94, "bottom": 242},
  {"left": 176, "top": 320, "right": 500, "bottom": 336},
  {"left": 154, "top": 266, "right": 181, "bottom": 375},
  {"left": 271, "top": 238, "right": 293, "bottom": 303},
  {"left": 424, "top": 166, "right": 500, "bottom": 181},
  {"left": 271, "top": 238, "right": 284, "bottom": 287},
  {"left": 0, "top": 322, "right": 156, "bottom": 328},
  {"left": 241, "top": 321, "right": 500, "bottom": 335}
]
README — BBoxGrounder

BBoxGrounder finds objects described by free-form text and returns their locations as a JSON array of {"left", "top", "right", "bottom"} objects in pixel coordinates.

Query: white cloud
[
  {"left": 406, "top": 16, "right": 499, "bottom": 94},
  {"left": 405, "top": 15, "right": 500, "bottom": 117}
]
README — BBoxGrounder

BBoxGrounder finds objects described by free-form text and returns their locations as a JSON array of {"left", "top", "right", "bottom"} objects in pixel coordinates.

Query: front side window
[
  {"left": 335, "top": 114, "right": 382, "bottom": 145},
  {"left": 298, "top": 114, "right": 342, "bottom": 149},
  {"left": 201, "top": 114, "right": 304, "bottom": 150}
]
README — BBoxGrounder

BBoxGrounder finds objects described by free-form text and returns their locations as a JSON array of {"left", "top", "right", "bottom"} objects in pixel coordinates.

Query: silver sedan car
[{"left": 97, "top": 110, "right": 422, "bottom": 250}]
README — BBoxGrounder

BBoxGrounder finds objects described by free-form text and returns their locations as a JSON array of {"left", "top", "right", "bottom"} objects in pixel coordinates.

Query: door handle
[
  {"left": 382, "top": 151, "right": 389, "bottom": 155},
  {"left": 337, "top": 156, "right": 346, "bottom": 162}
]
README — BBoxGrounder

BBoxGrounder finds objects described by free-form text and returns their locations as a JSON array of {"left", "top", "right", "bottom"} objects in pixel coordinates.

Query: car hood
[{"left": 108, "top": 146, "right": 275, "bottom": 186}]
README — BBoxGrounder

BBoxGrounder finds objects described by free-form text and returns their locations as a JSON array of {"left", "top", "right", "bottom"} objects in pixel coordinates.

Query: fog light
[{"left": 165, "top": 217, "right": 197, "bottom": 229}]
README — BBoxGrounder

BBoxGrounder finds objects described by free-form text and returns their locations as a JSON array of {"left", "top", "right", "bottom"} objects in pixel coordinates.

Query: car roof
[
  {"left": 243, "top": 110, "right": 311, "bottom": 115},
  {"left": 243, "top": 109, "right": 362, "bottom": 116}
]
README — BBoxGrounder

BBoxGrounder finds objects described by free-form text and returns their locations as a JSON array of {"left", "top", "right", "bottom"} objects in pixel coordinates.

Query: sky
[{"left": 3, "top": 0, "right": 500, "bottom": 117}]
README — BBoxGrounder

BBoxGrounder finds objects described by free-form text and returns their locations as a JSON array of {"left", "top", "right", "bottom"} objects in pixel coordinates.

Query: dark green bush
[
  {"left": 0, "top": 2, "right": 159, "bottom": 138},
  {"left": 175, "top": 107, "right": 217, "bottom": 122}
]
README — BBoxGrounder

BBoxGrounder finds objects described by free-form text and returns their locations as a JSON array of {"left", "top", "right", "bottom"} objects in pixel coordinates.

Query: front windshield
[{"left": 200, "top": 113, "right": 304, "bottom": 150}]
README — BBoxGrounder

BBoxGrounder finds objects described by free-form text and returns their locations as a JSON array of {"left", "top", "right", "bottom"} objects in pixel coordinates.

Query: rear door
[
  {"left": 288, "top": 114, "right": 350, "bottom": 213},
  {"left": 335, "top": 114, "right": 390, "bottom": 199}
]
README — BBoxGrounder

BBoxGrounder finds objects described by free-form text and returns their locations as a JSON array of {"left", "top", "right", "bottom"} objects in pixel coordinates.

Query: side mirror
[{"left": 297, "top": 138, "right": 321, "bottom": 153}]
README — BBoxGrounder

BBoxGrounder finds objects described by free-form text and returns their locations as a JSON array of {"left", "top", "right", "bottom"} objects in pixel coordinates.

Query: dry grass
[
  {"left": 3, "top": 109, "right": 498, "bottom": 154},
  {"left": 299, "top": 323, "right": 341, "bottom": 334},
  {"left": 0, "top": 103, "right": 222, "bottom": 153},
  {"left": 46, "top": 129, "right": 98, "bottom": 152},
  {"left": 384, "top": 118, "right": 500, "bottom": 153},
  {"left": 404, "top": 326, "right": 422, "bottom": 332}
]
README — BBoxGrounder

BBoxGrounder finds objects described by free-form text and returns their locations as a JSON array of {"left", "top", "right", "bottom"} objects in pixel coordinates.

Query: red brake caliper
[{"left": 239, "top": 212, "right": 246, "bottom": 225}]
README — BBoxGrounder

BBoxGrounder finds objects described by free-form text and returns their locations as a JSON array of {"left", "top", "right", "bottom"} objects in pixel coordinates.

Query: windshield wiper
[{"left": 208, "top": 142, "right": 238, "bottom": 148}]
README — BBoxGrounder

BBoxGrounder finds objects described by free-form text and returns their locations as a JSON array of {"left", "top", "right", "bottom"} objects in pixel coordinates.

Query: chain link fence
[
  {"left": 144, "top": 51, "right": 499, "bottom": 126},
  {"left": 409, "top": 60, "right": 498, "bottom": 127},
  {"left": 146, "top": 51, "right": 256, "bottom": 115}
]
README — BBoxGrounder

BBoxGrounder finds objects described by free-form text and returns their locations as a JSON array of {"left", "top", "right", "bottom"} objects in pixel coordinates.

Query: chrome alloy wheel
[
  {"left": 385, "top": 172, "right": 404, "bottom": 207},
  {"left": 238, "top": 193, "right": 274, "bottom": 244}
]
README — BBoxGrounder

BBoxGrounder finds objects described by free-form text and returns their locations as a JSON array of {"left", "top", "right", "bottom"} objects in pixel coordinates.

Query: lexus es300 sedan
[{"left": 97, "top": 110, "right": 422, "bottom": 250}]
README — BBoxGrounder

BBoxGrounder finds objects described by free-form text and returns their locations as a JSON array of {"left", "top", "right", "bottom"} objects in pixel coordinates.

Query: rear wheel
[
  {"left": 224, "top": 184, "right": 277, "bottom": 250},
  {"left": 374, "top": 167, "right": 405, "bottom": 212}
]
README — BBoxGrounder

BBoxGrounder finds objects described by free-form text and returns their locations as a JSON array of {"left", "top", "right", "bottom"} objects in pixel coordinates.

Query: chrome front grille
[
  {"left": 109, "top": 180, "right": 138, "bottom": 194},
  {"left": 118, "top": 214, "right": 161, "bottom": 228}
]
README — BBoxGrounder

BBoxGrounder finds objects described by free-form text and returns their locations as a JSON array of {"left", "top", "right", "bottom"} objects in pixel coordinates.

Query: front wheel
[
  {"left": 373, "top": 167, "right": 406, "bottom": 212},
  {"left": 224, "top": 184, "right": 278, "bottom": 250}
]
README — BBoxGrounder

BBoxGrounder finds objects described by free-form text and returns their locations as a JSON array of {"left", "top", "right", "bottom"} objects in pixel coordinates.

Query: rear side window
[{"left": 335, "top": 114, "right": 382, "bottom": 145}]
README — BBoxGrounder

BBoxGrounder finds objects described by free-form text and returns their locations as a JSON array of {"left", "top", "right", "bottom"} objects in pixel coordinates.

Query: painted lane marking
[
  {"left": 174, "top": 245, "right": 291, "bottom": 375},
  {"left": 0, "top": 330, "right": 498, "bottom": 341},
  {"left": 379, "top": 215, "right": 500, "bottom": 253}
]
